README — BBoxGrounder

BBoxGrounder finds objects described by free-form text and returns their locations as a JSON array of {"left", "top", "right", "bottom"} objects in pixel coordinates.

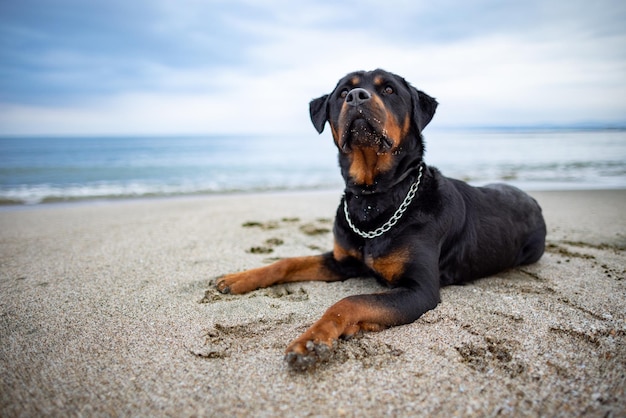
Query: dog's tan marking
[
  {"left": 366, "top": 248, "right": 410, "bottom": 284},
  {"left": 333, "top": 241, "right": 361, "bottom": 261},
  {"left": 285, "top": 297, "right": 394, "bottom": 355},
  {"left": 348, "top": 147, "right": 394, "bottom": 185},
  {"left": 383, "top": 113, "right": 411, "bottom": 144},
  {"left": 216, "top": 255, "right": 342, "bottom": 294}
]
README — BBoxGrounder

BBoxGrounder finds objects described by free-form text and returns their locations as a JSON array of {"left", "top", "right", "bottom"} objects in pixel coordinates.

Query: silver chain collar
[{"left": 343, "top": 164, "right": 424, "bottom": 239}]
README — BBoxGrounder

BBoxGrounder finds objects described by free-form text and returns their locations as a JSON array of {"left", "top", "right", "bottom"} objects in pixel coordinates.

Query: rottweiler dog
[{"left": 217, "top": 69, "right": 546, "bottom": 370}]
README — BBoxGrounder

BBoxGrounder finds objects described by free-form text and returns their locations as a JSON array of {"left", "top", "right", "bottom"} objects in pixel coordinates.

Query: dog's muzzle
[{"left": 340, "top": 88, "right": 392, "bottom": 151}]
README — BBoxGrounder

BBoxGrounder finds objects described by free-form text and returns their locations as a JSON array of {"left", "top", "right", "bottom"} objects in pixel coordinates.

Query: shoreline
[
  {"left": 0, "top": 186, "right": 346, "bottom": 208},
  {"left": 1, "top": 189, "right": 625, "bottom": 416},
  {"left": 1, "top": 184, "right": 625, "bottom": 211},
  {"left": 0, "top": 187, "right": 345, "bottom": 211}
]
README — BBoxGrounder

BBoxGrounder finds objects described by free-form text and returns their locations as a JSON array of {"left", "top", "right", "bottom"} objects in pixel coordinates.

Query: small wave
[{"left": 0, "top": 178, "right": 344, "bottom": 205}]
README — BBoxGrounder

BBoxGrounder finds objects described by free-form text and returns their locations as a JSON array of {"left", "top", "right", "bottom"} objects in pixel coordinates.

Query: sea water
[{"left": 0, "top": 129, "right": 624, "bottom": 205}]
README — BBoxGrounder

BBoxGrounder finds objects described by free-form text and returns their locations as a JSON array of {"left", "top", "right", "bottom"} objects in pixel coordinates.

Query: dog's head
[{"left": 309, "top": 69, "right": 438, "bottom": 187}]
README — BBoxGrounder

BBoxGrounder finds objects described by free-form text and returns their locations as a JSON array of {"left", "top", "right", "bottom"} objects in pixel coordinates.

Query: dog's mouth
[{"left": 340, "top": 116, "right": 393, "bottom": 152}]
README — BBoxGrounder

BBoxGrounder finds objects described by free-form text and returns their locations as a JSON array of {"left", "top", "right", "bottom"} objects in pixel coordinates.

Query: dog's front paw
[
  {"left": 215, "top": 271, "right": 260, "bottom": 294},
  {"left": 215, "top": 275, "right": 232, "bottom": 294},
  {"left": 284, "top": 339, "right": 335, "bottom": 371}
]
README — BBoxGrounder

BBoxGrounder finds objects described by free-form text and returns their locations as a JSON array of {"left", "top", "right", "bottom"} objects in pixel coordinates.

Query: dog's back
[{"left": 437, "top": 174, "right": 546, "bottom": 285}]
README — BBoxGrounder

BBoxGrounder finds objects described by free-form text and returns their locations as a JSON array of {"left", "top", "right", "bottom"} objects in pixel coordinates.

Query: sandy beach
[{"left": 1, "top": 189, "right": 624, "bottom": 417}]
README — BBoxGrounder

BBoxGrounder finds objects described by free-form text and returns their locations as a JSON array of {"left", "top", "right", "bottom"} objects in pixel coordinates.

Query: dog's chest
[{"left": 359, "top": 241, "right": 408, "bottom": 285}]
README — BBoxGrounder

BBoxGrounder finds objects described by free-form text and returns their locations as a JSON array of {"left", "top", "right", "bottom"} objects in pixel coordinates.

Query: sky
[{"left": 0, "top": 0, "right": 625, "bottom": 136}]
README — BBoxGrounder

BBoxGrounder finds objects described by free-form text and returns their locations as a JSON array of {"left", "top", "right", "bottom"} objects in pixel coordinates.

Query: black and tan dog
[{"left": 217, "top": 69, "right": 546, "bottom": 370}]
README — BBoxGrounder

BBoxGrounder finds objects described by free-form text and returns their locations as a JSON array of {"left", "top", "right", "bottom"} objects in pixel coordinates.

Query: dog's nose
[{"left": 345, "top": 88, "right": 371, "bottom": 106}]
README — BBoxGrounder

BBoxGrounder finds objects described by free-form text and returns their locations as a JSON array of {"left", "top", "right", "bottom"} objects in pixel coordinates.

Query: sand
[{"left": 0, "top": 190, "right": 625, "bottom": 417}]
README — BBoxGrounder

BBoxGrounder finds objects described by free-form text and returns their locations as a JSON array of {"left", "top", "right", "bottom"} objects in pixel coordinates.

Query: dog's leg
[
  {"left": 284, "top": 286, "right": 438, "bottom": 370},
  {"left": 216, "top": 252, "right": 349, "bottom": 294}
]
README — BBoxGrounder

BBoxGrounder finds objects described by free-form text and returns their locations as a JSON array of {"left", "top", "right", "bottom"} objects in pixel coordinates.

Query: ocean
[{"left": 1, "top": 129, "right": 625, "bottom": 205}]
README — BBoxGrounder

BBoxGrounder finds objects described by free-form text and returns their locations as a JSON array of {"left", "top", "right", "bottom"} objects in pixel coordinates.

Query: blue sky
[{"left": 1, "top": 0, "right": 625, "bottom": 135}]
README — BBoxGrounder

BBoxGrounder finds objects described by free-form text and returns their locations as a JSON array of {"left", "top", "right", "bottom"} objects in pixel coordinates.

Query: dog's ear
[
  {"left": 410, "top": 87, "right": 438, "bottom": 132},
  {"left": 309, "top": 94, "right": 329, "bottom": 134}
]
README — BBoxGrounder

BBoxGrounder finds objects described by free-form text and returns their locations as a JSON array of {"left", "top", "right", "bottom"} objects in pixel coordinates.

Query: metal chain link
[{"left": 343, "top": 164, "right": 424, "bottom": 239}]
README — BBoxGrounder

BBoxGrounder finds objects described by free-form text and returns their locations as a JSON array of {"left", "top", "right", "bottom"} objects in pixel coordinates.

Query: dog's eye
[
  {"left": 339, "top": 89, "right": 348, "bottom": 99},
  {"left": 384, "top": 86, "right": 394, "bottom": 95}
]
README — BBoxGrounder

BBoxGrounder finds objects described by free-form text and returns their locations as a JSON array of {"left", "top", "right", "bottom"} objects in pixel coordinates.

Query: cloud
[{"left": 1, "top": 0, "right": 625, "bottom": 135}]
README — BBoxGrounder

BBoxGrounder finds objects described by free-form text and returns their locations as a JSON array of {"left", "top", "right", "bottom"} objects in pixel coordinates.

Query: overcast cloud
[{"left": 1, "top": 0, "right": 625, "bottom": 135}]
